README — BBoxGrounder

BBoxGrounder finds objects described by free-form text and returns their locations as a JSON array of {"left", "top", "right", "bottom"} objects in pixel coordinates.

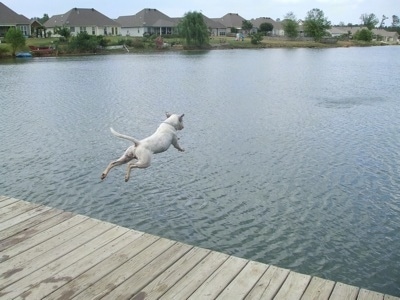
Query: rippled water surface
[{"left": 1, "top": 47, "right": 400, "bottom": 296}]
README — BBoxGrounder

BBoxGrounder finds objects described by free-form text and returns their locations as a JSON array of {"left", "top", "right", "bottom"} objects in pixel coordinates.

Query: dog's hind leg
[
  {"left": 124, "top": 156, "right": 151, "bottom": 182},
  {"left": 101, "top": 152, "right": 135, "bottom": 180}
]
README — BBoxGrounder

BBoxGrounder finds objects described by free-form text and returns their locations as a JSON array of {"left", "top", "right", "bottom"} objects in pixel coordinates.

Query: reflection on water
[{"left": 1, "top": 47, "right": 400, "bottom": 296}]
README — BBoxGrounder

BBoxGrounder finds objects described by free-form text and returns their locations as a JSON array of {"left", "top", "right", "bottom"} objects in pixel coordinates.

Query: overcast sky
[{"left": 3, "top": 0, "right": 399, "bottom": 26}]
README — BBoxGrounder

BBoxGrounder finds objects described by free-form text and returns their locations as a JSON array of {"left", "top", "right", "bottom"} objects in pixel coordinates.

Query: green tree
[
  {"left": 68, "top": 32, "right": 99, "bottom": 53},
  {"left": 54, "top": 26, "right": 71, "bottom": 41},
  {"left": 5, "top": 27, "right": 25, "bottom": 56},
  {"left": 283, "top": 12, "right": 299, "bottom": 38},
  {"left": 178, "top": 11, "right": 210, "bottom": 49},
  {"left": 303, "top": 8, "right": 331, "bottom": 41},
  {"left": 39, "top": 13, "right": 49, "bottom": 24},
  {"left": 259, "top": 22, "right": 273, "bottom": 35},
  {"left": 353, "top": 28, "right": 373, "bottom": 41},
  {"left": 391, "top": 15, "right": 399, "bottom": 27},
  {"left": 360, "top": 13, "right": 379, "bottom": 30},
  {"left": 250, "top": 32, "right": 263, "bottom": 44},
  {"left": 242, "top": 20, "right": 253, "bottom": 33}
]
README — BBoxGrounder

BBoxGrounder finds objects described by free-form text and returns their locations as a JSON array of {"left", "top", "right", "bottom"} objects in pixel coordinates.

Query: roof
[
  {"left": 202, "top": 15, "right": 226, "bottom": 29},
  {"left": 250, "top": 17, "right": 283, "bottom": 30},
  {"left": 372, "top": 28, "right": 399, "bottom": 37},
  {"left": 116, "top": 8, "right": 177, "bottom": 28},
  {"left": 44, "top": 7, "right": 120, "bottom": 28},
  {"left": 215, "top": 13, "right": 246, "bottom": 29},
  {"left": 0, "top": 2, "right": 30, "bottom": 25}
]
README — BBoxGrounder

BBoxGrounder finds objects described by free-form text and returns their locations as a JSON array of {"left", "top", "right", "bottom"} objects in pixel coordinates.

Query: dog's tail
[{"left": 110, "top": 127, "right": 140, "bottom": 146}]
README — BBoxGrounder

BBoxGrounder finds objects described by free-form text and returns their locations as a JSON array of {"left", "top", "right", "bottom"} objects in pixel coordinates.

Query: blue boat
[{"left": 16, "top": 52, "right": 32, "bottom": 58}]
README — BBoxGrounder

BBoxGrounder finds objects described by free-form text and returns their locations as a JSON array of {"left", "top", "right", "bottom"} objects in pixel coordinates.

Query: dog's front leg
[{"left": 172, "top": 138, "right": 185, "bottom": 152}]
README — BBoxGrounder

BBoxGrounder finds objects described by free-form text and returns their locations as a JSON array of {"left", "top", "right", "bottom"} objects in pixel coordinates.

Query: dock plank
[
  {"left": 131, "top": 247, "right": 211, "bottom": 299},
  {"left": 245, "top": 264, "right": 290, "bottom": 299},
  {"left": 0, "top": 208, "right": 65, "bottom": 244},
  {"left": 0, "top": 210, "right": 74, "bottom": 253},
  {"left": 159, "top": 251, "right": 229, "bottom": 299},
  {"left": 43, "top": 233, "right": 159, "bottom": 300},
  {"left": 189, "top": 256, "right": 248, "bottom": 300},
  {"left": 274, "top": 271, "right": 312, "bottom": 300},
  {"left": 18, "top": 229, "right": 140, "bottom": 299},
  {"left": 0, "top": 196, "right": 18, "bottom": 208},
  {"left": 73, "top": 237, "right": 176, "bottom": 300},
  {"left": 103, "top": 242, "right": 193, "bottom": 300},
  {"left": 0, "top": 196, "right": 398, "bottom": 300},
  {"left": 0, "top": 204, "right": 52, "bottom": 232},
  {"left": 357, "top": 288, "right": 385, "bottom": 300},
  {"left": 0, "top": 200, "right": 41, "bottom": 222},
  {"left": 0, "top": 218, "right": 104, "bottom": 290},
  {"left": 301, "top": 276, "right": 335, "bottom": 300},
  {"left": 216, "top": 260, "right": 269, "bottom": 299},
  {"left": 12, "top": 225, "right": 130, "bottom": 300},
  {"left": 330, "top": 282, "right": 360, "bottom": 300}
]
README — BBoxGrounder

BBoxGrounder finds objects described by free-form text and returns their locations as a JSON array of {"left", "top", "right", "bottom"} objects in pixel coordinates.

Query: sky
[{"left": 3, "top": 0, "right": 399, "bottom": 26}]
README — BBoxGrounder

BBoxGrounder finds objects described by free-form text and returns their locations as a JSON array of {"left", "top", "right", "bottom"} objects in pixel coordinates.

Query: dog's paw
[
  {"left": 100, "top": 173, "right": 106, "bottom": 180},
  {"left": 179, "top": 148, "right": 185, "bottom": 152}
]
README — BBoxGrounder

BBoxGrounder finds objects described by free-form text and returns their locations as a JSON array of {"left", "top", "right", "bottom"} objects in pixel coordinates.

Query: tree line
[{"left": 3, "top": 9, "right": 399, "bottom": 55}]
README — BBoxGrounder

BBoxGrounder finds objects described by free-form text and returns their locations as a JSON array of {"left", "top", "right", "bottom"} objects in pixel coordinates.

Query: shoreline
[{"left": 0, "top": 39, "right": 398, "bottom": 60}]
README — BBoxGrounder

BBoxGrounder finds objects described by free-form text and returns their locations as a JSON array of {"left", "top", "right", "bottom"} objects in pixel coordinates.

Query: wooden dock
[{"left": 0, "top": 195, "right": 398, "bottom": 300}]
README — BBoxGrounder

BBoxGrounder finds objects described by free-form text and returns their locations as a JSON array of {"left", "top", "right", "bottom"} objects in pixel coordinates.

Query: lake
[{"left": 1, "top": 46, "right": 399, "bottom": 296}]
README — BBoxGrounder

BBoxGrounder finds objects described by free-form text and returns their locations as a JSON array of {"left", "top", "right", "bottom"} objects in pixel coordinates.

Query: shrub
[
  {"left": 354, "top": 29, "right": 373, "bottom": 42},
  {"left": 250, "top": 32, "right": 263, "bottom": 44}
]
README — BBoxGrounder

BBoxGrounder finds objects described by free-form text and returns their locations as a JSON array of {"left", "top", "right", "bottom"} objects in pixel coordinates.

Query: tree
[
  {"left": 392, "top": 15, "right": 399, "bottom": 27},
  {"left": 178, "top": 11, "right": 210, "bottom": 49},
  {"left": 283, "top": 12, "right": 299, "bottom": 38},
  {"left": 68, "top": 32, "right": 99, "bottom": 53},
  {"left": 54, "top": 26, "right": 71, "bottom": 41},
  {"left": 354, "top": 28, "right": 373, "bottom": 41},
  {"left": 242, "top": 20, "right": 253, "bottom": 33},
  {"left": 360, "top": 13, "right": 379, "bottom": 30},
  {"left": 39, "top": 13, "right": 49, "bottom": 24},
  {"left": 303, "top": 8, "right": 331, "bottom": 41},
  {"left": 5, "top": 27, "right": 25, "bottom": 56},
  {"left": 259, "top": 22, "right": 273, "bottom": 35},
  {"left": 379, "top": 15, "right": 388, "bottom": 28},
  {"left": 250, "top": 32, "right": 263, "bottom": 44}
]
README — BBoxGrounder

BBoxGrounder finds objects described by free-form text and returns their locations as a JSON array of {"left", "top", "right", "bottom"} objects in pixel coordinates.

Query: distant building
[
  {"left": 44, "top": 7, "right": 121, "bottom": 37},
  {"left": 116, "top": 8, "right": 177, "bottom": 37},
  {"left": 0, "top": 2, "right": 30, "bottom": 37},
  {"left": 250, "top": 17, "right": 284, "bottom": 36},
  {"left": 214, "top": 13, "right": 246, "bottom": 33}
]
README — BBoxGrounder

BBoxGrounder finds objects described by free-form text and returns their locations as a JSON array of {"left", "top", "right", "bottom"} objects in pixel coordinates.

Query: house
[
  {"left": 214, "top": 13, "right": 246, "bottom": 34},
  {"left": 44, "top": 7, "right": 121, "bottom": 37},
  {"left": 172, "top": 14, "right": 227, "bottom": 37},
  {"left": 372, "top": 28, "right": 399, "bottom": 42},
  {"left": 250, "top": 17, "right": 284, "bottom": 36},
  {"left": 0, "top": 2, "right": 30, "bottom": 37},
  {"left": 327, "top": 26, "right": 399, "bottom": 43},
  {"left": 116, "top": 8, "right": 177, "bottom": 37},
  {"left": 202, "top": 15, "right": 227, "bottom": 36},
  {"left": 30, "top": 19, "right": 45, "bottom": 37}
]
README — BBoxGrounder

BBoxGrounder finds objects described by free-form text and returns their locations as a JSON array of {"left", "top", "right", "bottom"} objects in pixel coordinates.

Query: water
[{"left": 1, "top": 47, "right": 399, "bottom": 296}]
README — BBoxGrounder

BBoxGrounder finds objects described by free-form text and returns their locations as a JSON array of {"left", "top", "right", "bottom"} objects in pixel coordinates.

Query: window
[
  {"left": 80, "top": 27, "right": 86, "bottom": 33},
  {"left": 92, "top": 27, "right": 95, "bottom": 35},
  {"left": 70, "top": 27, "right": 75, "bottom": 33},
  {"left": 104, "top": 27, "right": 108, "bottom": 35},
  {"left": 18, "top": 25, "right": 28, "bottom": 36}
]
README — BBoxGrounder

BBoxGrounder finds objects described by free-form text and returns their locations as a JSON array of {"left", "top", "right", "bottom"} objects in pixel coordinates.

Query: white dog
[{"left": 101, "top": 113, "right": 185, "bottom": 182}]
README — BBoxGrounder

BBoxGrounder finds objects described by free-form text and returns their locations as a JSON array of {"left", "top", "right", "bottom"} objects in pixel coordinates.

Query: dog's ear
[
  {"left": 165, "top": 112, "right": 172, "bottom": 118},
  {"left": 179, "top": 114, "right": 184, "bottom": 122}
]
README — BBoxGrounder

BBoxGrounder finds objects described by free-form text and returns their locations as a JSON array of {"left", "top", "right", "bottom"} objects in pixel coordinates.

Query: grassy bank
[{"left": 0, "top": 35, "right": 395, "bottom": 58}]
